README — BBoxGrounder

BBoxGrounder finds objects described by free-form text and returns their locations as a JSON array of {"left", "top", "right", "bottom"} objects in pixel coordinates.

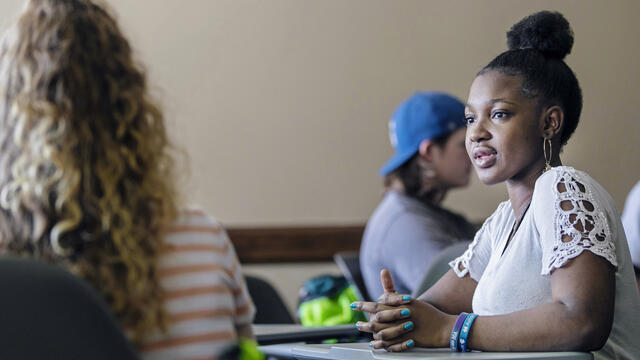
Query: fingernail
[
  {"left": 350, "top": 302, "right": 357, "bottom": 309},
  {"left": 407, "top": 340, "right": 415, "bottom": 348},
  {"left": 355, "top": 322, "right": 359, "bottom": 330},
  {"left": 401, "top": 309, "right": 410, "bottom": 316},
  {"left": 402, "top": 295, "right": 411, "bottom": 301},
  {"left": 404, "top": 321, "right": 414, "bottom": 330},
  {"left": 368, "top": 342, "right": 373, "bottom": 348}
]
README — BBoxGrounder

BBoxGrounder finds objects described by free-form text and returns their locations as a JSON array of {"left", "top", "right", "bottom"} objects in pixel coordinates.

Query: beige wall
[
  {"left": 1, "top": 0, "right": 639, "bottom": 314},
  {"left": 0, "top": 0, "right": 638, "bottom": 226}
]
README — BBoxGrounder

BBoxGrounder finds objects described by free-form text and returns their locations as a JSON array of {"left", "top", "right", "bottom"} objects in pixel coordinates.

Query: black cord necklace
[{"left": 501, "top": 201, "right": 532, "bottom": 257}]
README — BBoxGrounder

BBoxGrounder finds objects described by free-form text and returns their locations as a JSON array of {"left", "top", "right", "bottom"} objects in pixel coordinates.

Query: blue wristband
[
  {"left": 458, "top": 313, "right": 478, "bottom": 352},
  {"left": 449, "top": 312, "right": 468, "bottom": 351}
]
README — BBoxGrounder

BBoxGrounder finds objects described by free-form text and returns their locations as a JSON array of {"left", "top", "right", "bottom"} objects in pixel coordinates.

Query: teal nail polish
[
  {"left": 407, "top": 340, "right": 415, "bottom": 348},
  {"left": 401, "top": 309, "right": 410, "bottom": 316},
  {"left": 355, "top": 322, "right": 359, "bottom": 330},
  {"left": 368, "top": 342, "right": 373, "bottom": 348},
  {"left": 404, "top": 322, "right": 414, "bottom": 330},
  {"left": 350, "top": 302, "right": 357, "bottom": 309},
  {"left": 402, "top": 295, "right": 411, "bottom": 301}
]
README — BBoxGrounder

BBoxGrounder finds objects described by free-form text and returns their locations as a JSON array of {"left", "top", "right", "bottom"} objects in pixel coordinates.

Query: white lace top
[{"left": 450, "top": 166, "right": 640, "bottom": 360}]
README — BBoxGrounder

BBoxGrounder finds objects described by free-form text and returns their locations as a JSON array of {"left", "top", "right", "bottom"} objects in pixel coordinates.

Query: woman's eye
[
  {"left": 491, "top": 111, "right": 509, "bottom": 120},
  {"left": 465, "top": 116, "right": 475, "bottom": 126}
]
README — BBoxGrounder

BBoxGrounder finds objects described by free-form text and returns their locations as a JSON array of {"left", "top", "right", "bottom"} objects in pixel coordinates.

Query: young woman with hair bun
[{"left": 352, "top": 11, "right": 640, "bottom": 359}]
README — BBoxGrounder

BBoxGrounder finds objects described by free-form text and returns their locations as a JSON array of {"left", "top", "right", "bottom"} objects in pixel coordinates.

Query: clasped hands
[{"left": 350, "top": 269, "right": 452, "bottom": 352}]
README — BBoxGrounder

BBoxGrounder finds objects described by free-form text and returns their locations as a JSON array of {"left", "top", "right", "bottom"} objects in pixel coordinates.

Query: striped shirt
[{"left": 139, "top": 208, "right": 255, "bottom": 360}]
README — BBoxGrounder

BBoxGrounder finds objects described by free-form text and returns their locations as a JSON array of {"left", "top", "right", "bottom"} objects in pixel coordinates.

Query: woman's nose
[{"left": 467, "top": 119, "right": 491, "bottom": 143}]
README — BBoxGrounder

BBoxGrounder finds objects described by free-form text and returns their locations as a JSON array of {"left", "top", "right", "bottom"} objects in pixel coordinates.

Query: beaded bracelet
[
  {"left": 458, "top": 313, "right": 478, "bottom": 352},
  {"left": 449, "top": 312, "right": 468, "bottom": 351}
]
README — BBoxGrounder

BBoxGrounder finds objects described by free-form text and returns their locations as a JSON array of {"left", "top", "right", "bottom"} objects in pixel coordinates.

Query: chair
[
  {"left": 245, "top": 275, "right": 295, "bottom": 324},
  {"left": 333, "top": 251, "right": 371, "bottom": 302},
  {"left": 412, "top": 241, "right": 471, "bottom": 297},
  {"left": 0, "top": 257, "right": 140, "bottom": 360}
]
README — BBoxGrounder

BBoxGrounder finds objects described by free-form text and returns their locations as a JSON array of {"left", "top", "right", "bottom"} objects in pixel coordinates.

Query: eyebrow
[
  {"left": 465, "top": 98, "right": 518, "bottom": 108},
  {"left": 488, "top": 98, "right": 517, "bottom": 105}
]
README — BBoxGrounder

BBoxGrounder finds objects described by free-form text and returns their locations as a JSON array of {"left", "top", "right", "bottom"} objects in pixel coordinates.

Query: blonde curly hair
[{"left": 0, "top": 0, "right": 178, "bottom": 345}]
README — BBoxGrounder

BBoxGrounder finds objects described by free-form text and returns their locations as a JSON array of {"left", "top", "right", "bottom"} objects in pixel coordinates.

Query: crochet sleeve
[{"left": 534, "top": 168, "right": 617, "bottom": 275}]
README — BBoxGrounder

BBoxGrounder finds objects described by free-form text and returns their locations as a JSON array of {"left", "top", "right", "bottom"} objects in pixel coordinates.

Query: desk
[
  {"left": 253, "top": 324, "right": 361, "bottom": 345},
  {"left": 260, "top": 342, "right": 593, "bottom": 360},
  {"left": 259, "top": 342, "right": 300, "bottom": 358}
]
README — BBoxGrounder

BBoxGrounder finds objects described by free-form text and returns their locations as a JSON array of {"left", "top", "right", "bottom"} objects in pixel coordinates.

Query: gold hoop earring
[{"left": 543, "top": 138, "right": 552, "bottom": 172}]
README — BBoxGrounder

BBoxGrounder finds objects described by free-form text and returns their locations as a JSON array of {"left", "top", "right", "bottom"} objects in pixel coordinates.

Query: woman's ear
[
  {"left": 542, "top": 105, "right": 564, "bottom": 139},
  {"left": 418, "top": 139, "right": 435, "bottom": 163}
]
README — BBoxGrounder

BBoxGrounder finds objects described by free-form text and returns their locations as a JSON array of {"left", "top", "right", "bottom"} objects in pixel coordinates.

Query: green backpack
[{"left": 298, "top": 275, "right": 366, "bottom": 327}]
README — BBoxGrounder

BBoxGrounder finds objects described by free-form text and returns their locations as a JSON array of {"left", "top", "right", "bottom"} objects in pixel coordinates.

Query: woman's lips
[{"left": 472, "top": 147, "right": 497, "bottom": 168}]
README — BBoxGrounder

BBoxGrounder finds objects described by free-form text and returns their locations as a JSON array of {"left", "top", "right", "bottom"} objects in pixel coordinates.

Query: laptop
[{"left": 253, "top": 324, "right": 362, "bottom": 345}]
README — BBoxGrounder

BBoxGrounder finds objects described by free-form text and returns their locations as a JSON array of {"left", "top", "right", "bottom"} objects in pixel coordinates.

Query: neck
[
  {"left": 506, "top": 156, "right": 562, "bottom": 219},
  {"left": 387, "top": 178, "right": 405, "bottom": 193},
  {"left": 506, "top": 181, "right": 534, "bottom": 220},
  {"left": 387, "top": 178, "right": 446, "bottom": 206},
  {"left": 424, "top": 189, "right": 446, "bottom": 206}
]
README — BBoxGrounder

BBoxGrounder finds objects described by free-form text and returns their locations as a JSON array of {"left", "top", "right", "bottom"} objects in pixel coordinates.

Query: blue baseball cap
[{"left": 379, "top": 92, "right": 466, "bottom": 176}]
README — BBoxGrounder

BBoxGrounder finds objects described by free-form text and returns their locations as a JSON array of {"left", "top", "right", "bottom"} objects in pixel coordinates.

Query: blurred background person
[
  {"left": 622, "top": 180, "right": 640, "bottom": 290},
  {"left": 360, "top": 92, "right": 476, "bottom": 299}
]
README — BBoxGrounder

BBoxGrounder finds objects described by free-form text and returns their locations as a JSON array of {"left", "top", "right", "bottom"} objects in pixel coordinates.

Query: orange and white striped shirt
[{"left": 140, "top": 208, "right": 255, "bottom": 360}]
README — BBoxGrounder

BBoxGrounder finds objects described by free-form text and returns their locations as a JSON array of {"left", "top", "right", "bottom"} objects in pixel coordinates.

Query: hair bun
[{"left": 506, "top": 11, "right": 573, "bottom": 59}]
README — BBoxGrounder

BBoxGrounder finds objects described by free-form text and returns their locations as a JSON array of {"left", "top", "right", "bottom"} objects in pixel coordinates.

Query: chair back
[
  {"left": 333, "top": 251, "right": 370, "bottom": 302},
  {"left": 0, "top": 257, "right": 140, "bottom": 360},
  {"left": 412, "top": 241, "right": 471, "bottom": 297},
  {"left": 245, "top": 275, "right": 295, "bottom": 324}
]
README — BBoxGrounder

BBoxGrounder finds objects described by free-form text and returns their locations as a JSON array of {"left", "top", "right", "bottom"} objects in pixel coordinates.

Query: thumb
[{"left": 380, "top": 269, "right": 396, "bottom": 293}]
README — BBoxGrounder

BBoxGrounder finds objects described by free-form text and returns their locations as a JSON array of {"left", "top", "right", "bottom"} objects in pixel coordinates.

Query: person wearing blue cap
[{"left": 360, "top": 91, "right": 477, "bottom": 299}]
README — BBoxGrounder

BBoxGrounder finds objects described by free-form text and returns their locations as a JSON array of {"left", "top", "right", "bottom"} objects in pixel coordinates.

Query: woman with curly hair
[{"left": 0, "top": 0, "right": 254, "bottom": 358}]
